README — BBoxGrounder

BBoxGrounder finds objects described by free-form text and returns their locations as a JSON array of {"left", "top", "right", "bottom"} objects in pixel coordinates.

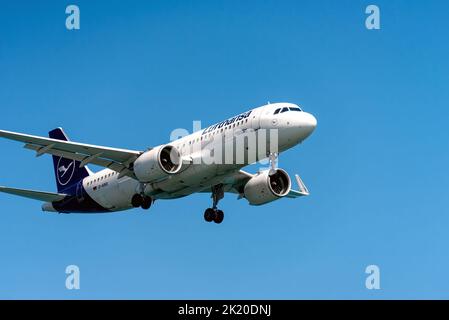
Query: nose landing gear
[
  {"left": 268, "top": 152, "right": 278, "bottom": 175},
  {"left": 204, "top": 184, "right": 225, "bottom": 224}
]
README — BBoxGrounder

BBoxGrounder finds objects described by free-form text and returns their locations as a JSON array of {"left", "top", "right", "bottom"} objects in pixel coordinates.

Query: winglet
[
  {"left": 295, "top": 174, "right": 309, "bottom": 196},
  {"left": 286, "top": 174, "right": 310, "bottom": 198}
]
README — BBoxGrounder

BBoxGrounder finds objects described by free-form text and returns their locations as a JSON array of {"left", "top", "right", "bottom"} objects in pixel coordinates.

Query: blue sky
[{"left": 0, "top": 0, "right": 448, "bottom": 299}]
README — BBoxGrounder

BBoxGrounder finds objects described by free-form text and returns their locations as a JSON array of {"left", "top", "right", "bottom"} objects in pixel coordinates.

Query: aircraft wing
[
  {"left": 0, "top": 186, "right": 67, "bottom": 202},
  {"left": 224, "top": 170, "right": 254, "bottom": 195},
  {"left": 212, "top": 170, "right": 310, "bottom": 199},
  {"left": 0, "top": 130, "right": 143, "bottom": 178}
]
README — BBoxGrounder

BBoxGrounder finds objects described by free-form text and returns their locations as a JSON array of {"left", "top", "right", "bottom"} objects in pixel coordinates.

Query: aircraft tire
[
  {"left": 131, "top": 194, "right": 144, "bottom": 208},
  {"left": 204, "top": 208, "right": 215, "bottom": 222},
  {"left": 141, "top": 197, "right": 152, "bottom": 210},
  {"left": 214, "top": 210, "right": 224, "bottom": 224}
]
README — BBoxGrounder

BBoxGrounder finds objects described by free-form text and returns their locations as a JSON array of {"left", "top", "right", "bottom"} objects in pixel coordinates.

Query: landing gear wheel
[
  {"left": 214, "top": 210, "right": 224, "bottom": 224},
  {"left": 141, "top": 197, "right": 152, "bottom": 210},
  {"left": 204, "top": 208, "right": 215, "bottom": 222},
  {"left": 131, "top": 194, "right": 143, "bottom": 208},
  {"left": 204, "top": 184, "right": 225, "bottom": 224}
]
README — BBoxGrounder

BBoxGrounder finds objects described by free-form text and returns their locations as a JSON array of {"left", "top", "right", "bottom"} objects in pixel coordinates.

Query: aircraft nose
[{"left": 302, "top": 112, "right": 317, "bottom": 134}]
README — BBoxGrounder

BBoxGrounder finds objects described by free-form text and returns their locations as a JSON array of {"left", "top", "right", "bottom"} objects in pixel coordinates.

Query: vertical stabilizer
[{"left": 49, "top": 128, "right": 90, "bottom": 193}]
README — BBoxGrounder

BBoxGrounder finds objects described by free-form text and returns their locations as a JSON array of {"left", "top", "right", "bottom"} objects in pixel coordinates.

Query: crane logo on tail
[{"left": 57, "top": 157, "right": 76, "bottom": 186}]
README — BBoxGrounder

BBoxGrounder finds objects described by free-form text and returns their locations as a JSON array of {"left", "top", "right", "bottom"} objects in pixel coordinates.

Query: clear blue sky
[{"left": 0, "top": 0, "right": 448, "bottom": 299}]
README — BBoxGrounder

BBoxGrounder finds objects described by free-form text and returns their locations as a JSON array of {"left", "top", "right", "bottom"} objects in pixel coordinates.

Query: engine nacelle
[
  {"left": 244, "top": 169, "right": 291, "bottom": 206},
  {"left": 134, "top": 145, "right": 182, "bottom": 182}
]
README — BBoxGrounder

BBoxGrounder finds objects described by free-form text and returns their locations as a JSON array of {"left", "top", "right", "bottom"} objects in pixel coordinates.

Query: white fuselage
[{"left": 81, "top": 103, "right": 317, "bottom": 212}]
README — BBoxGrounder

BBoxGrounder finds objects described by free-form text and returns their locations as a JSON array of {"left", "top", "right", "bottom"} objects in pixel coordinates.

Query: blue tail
[{"left": 49, "top": 128, "right": 90, "bottom": 194}]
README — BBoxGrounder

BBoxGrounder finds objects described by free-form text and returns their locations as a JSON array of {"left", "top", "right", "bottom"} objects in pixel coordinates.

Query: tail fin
[{"left": 49, "top": 128, "right": 90, "bottom": 193}]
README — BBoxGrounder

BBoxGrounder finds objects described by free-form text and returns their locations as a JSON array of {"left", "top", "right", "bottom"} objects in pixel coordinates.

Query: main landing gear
[
  {"left": 132, "top": 194, "right": 153, "bottom": 210},
  {"left": 204, "top": 208, "right": 224, "bottom": 224},
  {"left": 204, "top": 184, "right": 225, "bottom": 224}
]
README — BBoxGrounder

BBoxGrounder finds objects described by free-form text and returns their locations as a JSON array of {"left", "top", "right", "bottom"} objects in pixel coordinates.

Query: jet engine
[
  {"left": 134, "top": 145, "right": 182, "bottom": 182},
  {"left": 244, "top": 169, "right": 291, "bottom": 205}
]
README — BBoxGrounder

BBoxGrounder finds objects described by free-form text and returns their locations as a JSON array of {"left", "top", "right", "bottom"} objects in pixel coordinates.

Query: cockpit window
[{"left": 274, "top": 106, "right": 303, "bottom": 115}]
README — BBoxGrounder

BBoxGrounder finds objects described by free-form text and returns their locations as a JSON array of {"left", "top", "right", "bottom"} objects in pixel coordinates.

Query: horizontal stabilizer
[{"left": 0, "top": 186, "right": 67, "bottom": 202}]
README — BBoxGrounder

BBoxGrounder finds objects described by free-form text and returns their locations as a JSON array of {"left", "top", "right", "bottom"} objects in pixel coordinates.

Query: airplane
[{"left": 0, "top": 103, "right": 317, "bottom": 224}]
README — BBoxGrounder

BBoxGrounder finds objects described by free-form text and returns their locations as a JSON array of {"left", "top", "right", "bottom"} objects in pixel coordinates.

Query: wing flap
[
  {"left": 0, "top": 130, "right": 141, "bottom": 162},
  {"left": 23, "top": 143, "right": 136, "bottom": 178},
  {"left": 0, "top": 129, "right": 142, "bottom": 178},
  {"left": 0, "top": 186, "right": 67, "bottom": 202}
]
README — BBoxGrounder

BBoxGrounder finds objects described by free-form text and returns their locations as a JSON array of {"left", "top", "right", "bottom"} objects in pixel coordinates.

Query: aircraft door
[
  {"left": 250, "top": 108, "right": 262, "bottom": 130},
  {"left": 259, "top": 106, "right": 277, "bottom": 129}
]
